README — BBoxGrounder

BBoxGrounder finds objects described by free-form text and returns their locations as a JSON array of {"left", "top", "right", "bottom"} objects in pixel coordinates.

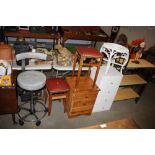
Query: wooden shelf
[
  {"left": 127, "top": 59, "right": 155, "bottom": 69},
  {"left": 120, "top": 74, "right": 147, "bottom": 86},
  {"left": 114, "top": 87, "right": 139, "bottom": 101}
]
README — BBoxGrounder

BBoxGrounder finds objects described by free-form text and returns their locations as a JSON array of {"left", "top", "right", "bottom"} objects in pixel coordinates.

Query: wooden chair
[{"left": 46, "top": 78, "right": 70, "bottom": 116}]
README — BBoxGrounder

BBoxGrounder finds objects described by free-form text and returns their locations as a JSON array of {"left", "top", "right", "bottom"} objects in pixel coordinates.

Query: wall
[{"left": 96, "top": 26, "right": 155, "bottom": 50}]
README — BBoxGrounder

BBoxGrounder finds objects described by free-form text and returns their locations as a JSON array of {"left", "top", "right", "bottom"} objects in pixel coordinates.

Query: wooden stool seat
[
  {"left": 76, "top": 46, "right": 102, "bottom": 58},
  {"left": 46, "top": 78, "right": 70, "bottom": 116},
  {"left": 72, "top": 46, "right": 103, "bottom": 87}
]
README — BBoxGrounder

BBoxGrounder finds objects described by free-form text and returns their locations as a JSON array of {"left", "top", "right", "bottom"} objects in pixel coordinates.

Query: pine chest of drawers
[{"left": 66, "top": 76, "right": 99, "bottom": 117}]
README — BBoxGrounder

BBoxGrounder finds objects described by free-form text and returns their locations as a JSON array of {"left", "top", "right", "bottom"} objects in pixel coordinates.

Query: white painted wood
[
  {"left": 91, "top": 65, "right": 123, "bottom": 112},
  {"left": 100, "top": 43, "right": 129, "bottom": 74}
]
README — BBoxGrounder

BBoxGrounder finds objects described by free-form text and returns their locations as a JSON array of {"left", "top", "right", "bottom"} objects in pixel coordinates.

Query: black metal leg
[
  {"left": 5, "top": 36, "right": 8, "bottom": 44},
  {"left": 93, "top": 41, "right": 97, "bottom": 48},
  {"left": 12, "top": 114, "right": 17, "bottom": 125},
  {"left": 135, "top": 84, "right": 147, "bottom": 103},
  {"left": 30, "top": 92, "right": 35, "bottom": 113}
]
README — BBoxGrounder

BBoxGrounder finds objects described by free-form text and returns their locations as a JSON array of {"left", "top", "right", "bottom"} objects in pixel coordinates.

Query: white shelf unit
[
  {"left": 90, "top": 43, "right": 129, "bottom": 113},
  {"left": 90, "top": 65, "right": 123, "bottom": 112}
]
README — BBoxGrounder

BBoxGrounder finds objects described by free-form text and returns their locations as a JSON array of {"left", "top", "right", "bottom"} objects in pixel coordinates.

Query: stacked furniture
[
  {"left": 59, "top": 26, "right": 109, "bottom": 47},
  {"left": 66, "top": 46, "right": 102, "bottom": 117},
  {"left": 4, "top": 26, "right": 60, "bottom": 48}
]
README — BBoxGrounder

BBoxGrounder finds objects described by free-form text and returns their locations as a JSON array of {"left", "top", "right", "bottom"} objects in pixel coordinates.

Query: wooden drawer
[
  {"left": 71, "top": 99, "right": 96, "bottom": 107},
  {"left": 72, "top": 90, "right": 98, "bottom": 97},
  {"left": 66, "top": 76, "right": 99, "bottom": 117},
  {"left": 68, "top": 106, "right": 93, "bottom": 117},
  {"left": 70, "top": 105, "right": 93, "bottom": 113},
  {"left": 72, "top": 94, "right": 97, "bottom": 102},
  {"left": 68, "top": 109, "right": 92, "bottom": 117}
]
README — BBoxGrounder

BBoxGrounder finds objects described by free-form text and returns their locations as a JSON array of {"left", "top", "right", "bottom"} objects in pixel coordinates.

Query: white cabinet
[{"left": 90, "top": 65, "right": 123, "bottom": 112}]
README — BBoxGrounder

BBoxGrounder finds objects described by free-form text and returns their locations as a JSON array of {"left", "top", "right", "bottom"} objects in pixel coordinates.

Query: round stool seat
[{"left": 17, "top": 71, "right": 46, "bottom": 91}]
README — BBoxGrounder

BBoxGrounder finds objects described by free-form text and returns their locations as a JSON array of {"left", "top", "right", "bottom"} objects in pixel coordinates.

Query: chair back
[
  {"left": 100, "top": 43, "right": 129, "bottom": 74},
  {"left": 16, "top": 52, "right": 47, "bottom": 71}
]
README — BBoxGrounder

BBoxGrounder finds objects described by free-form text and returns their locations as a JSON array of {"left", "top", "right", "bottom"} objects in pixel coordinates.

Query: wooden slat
[
  {"left": 120, "top": 74, "right": 147, "bottom": 86},
  {"left": 114, "top": 88, "right": 139, "bottom": 101},
  {"left": 52, "top": 95, "right": 66, "bottom": 100}
]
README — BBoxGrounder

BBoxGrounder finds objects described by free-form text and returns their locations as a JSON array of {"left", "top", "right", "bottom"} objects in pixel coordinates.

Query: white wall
[{"left": 97, "top": 26, "right": 155, "bottom": 50}]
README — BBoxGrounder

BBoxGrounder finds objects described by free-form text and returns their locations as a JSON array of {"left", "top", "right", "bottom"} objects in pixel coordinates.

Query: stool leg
[
  {"left": 44, "top": 89, "right": 47, "bottom": 105},
  {"left": 30, "top": 91, "right": 35, "bottom": 113},
  {"left": 48, "top": 95, "right": 52, "bottom": 116},
  {"left": 87, "top": 66, "right": 91, "bottom": 77},
  {"left": 93, "top": 59, "right": 102, "bottom": 87},
  {"left": 12, "top": 114, "right": 17, "bottom": 124},
  {"left": 76, "top": 57, "right": 83, "bottom": 87},
  {"left": 63, "top": 92, "right": 69, "bottom": 113},
  {"left": 63, "top": 98, "right": 66, "bottom": 113}
]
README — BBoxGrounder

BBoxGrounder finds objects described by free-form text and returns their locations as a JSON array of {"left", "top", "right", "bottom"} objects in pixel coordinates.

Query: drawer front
[
  {"left": 69, "top": 110, "right": 92, "bottom": 117},
  {"left": 72, "top": 99, "right": 96, "bottom": 107},
  {"left": 72, "top": 93, "right": 97, "bottom": 101},
  {"left": 72, "top": 91, "right": 98, "bottom": 99},
  {"left": 68, "top": 106, "right": 93, "bottom": 117},
  {"left": 70, "top": 105, "right": 93, "bottom": 113}
]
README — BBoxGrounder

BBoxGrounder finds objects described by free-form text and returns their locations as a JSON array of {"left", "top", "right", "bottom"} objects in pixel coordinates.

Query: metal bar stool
[{"left": 16, "top": 52, "right": 48, "bottom": 126}]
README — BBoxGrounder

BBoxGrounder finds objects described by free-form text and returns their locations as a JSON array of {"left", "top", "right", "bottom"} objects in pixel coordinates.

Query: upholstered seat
[
  {"left": 17, "top": 71, "right": 46, "bottom": 91},
  {"left": 46, "top": 78, "right": 69, "bottom": 93},
  {"left": 46, "top": 78, "right": 70, "bottom": 116},
  {"left": 76, "top": 46, "right": 102, "bottom": 58}
]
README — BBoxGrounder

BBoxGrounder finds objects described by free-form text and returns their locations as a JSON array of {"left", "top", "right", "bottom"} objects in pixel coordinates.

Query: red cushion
[
  {"left": 46, "top": 78, "right": 70, "bottom": 93},
  {"left": 76, "top": 46, "right": 102, "bottom": 58}
]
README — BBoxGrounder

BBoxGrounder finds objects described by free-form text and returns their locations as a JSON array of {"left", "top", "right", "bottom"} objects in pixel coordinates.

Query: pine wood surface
[
  {"left": 66, "top": 76, "right": 99, "bottom": 117},
  {"left": 127, "top": 59, "right": 155, "bottom": 69},
  {"left": 66, "top": 76, "right": 99, "bottom": 91},
  {"left": 120, "top": 74, "right": 147, "bottom": 86},
  {"left": 114, "top": 87, "right": 139, "bottom": 101},
  {"left": 82, "top": 118, "right": 140, "bottom": 129}
]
